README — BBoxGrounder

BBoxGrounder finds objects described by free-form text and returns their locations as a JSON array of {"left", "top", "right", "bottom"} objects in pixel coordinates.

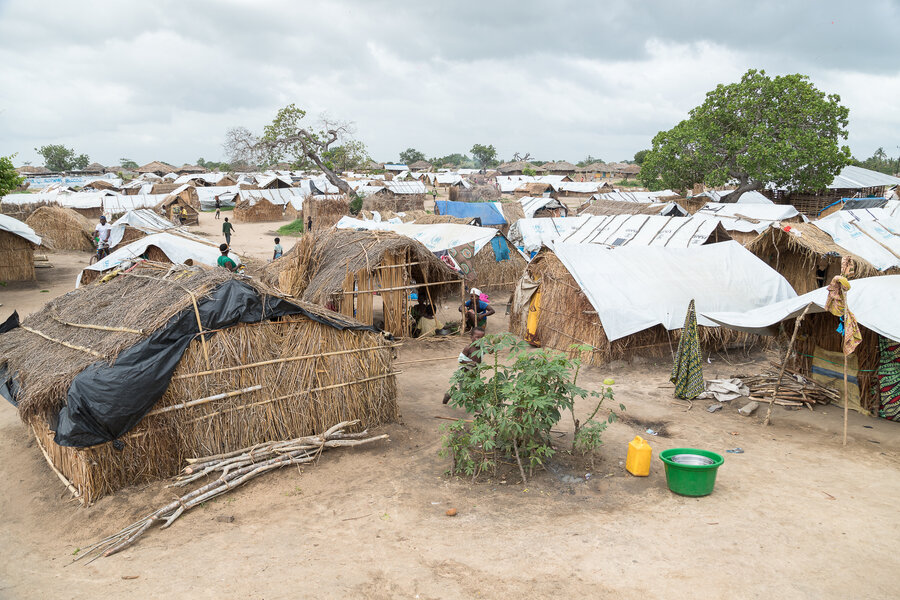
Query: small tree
[
  {"left": 35, "top": 144, "right": 90, "bottom": 172},
  {"left": 639, "top": 69, "right": 852, "bottom": 201},
  {"left": 522, "top": 166, "right": 537, "bottom": 176},
  {"left": 441, "top": 334, "right": 623, "bottom": 482},
  {"left": 399, "top": 148, "right": 426, "bottom": 164},
  {"left": 0, "top": 155, "right": 25, "bottom": 196},
  {"left": 632, "top": 149, "right": 649, "bottom": 165},
  {"left": 470, "top": 143, "right": 498, "bottom": 169},
  {"left": 576, "top": 155, "right": 602, "bottom": 167},
  {"left": 119, "top": 158, "right": 139, "bottom": 169}
]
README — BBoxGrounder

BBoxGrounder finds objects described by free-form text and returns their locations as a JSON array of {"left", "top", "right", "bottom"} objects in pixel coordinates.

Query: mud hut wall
[
  {"left": 0, "top": 230, "right": 36, "bottom": 281},
  {"left": 33, "top": 315, "right": 398, "bottom": 503},
  {"left": 469, "top": 242, "right": 526, "bottom": 293},
  {"left": 305, "top": 198, "right": 349, "bottom": 230},
  {"left": 233, "top": 197, "right": 285, "bottom": 223}
]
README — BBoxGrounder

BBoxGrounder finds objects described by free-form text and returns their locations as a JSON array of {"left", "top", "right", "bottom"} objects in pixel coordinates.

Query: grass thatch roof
[
  {"left": 263, "top": 229, "right": 461, "bottom": 304},
  {"left": 359, "top": 209, "right": 475, "bottom": 225},
  {"left": 579, "top": 199, "right": 677, "bottom": 216},
  {"left": 497, "top": 161, "right": 542, "bottom": 174},
  {"left": 408, "top": 160, "right": 432, "bottom": 171},
  {"left": 25, "top": 205, "right": 95, "bottom": 251},
  {"left": 746, "top": 223, "right": 883, "bottom": 277},
  {"left": 541, "top": 161, "right": 577, "bottom": 171},
  {"left": 137, "top": 161, "right": 176, "bottom": 174},
  {"left": 15, "top": 166, "right": 51, "bottom": 175},
  {"left": 0, "top": 264, "right": 345, "bottom": 420}
]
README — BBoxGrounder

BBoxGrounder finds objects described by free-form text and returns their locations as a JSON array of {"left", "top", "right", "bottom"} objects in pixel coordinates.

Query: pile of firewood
[
  {"left": 736, "top": 364, "right": 840, "bottom": 409},
  {"left": 75, "top": 421, "right": 387, "bottom": 563}
]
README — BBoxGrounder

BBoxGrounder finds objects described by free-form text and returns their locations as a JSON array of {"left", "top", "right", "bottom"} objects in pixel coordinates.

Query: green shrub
[{"left": 276, "top": 219, "right": 305, "bottom": 236}]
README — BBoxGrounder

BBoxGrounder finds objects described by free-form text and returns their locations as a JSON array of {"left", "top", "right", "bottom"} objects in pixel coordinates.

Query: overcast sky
[{"left": 1, "top": 0, "right": 898, "bottom": 168}]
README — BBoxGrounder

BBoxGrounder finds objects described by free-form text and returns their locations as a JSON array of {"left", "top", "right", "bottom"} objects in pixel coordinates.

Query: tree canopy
[
  {"left": 399, "top": 148, "right": 426, "bottom": 164},
  {"left": 852, "top": 147, "right": 899, "bottom": 176},
  {"left": 632, "top": 149, "right": 649, "bottom": 165},
  {"left": 225, "top": 104, "right": 368, "bottom": 195},
  {"left": 35, "top": 144, "right": 90, "bottom": 172},
  {"left": 0, "top": 155, "right": 24, "bottom": 196},
  {"left": 577, "top": 155, "right": 602, "bottom": 167},
  {"left": 119, "top": 158, "right": 139, "bottom": 169},
  {"left": 429, "top": 153, "right": 474, "bottom": 168},
  {"left": 639, "top": 69, "right": 852, "bottom": 202},
  {"left": 470, "top": 143, "right": 498, "bottom": 169}
]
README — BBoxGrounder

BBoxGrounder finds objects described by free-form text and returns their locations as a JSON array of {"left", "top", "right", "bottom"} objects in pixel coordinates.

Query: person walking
[
  {"left": 306, "top": 216, "right": 312, "bottom": 232},
  {"left": 215, "top": 197, "right": 221, "bottom": 220},
  {"left": 222, "top": 217, "right": 235, "bottom": 247}
]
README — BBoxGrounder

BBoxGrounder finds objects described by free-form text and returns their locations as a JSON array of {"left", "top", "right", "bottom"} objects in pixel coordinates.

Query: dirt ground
[{"left": 2, "top": 211, "right": 900, "bottom": 599}]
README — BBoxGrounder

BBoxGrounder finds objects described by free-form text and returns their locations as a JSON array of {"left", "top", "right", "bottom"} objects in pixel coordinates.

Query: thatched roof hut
[
  {"left": 264, "top": 229, "right": 463, "bottom": 336},
  {"left": 136, "top": 161, "right": 176, "bottom": 176},
  {"left": 509, "top": 242, "right": 788, "bottom": 364},
  {"left": 0, "top": 264, "right": 397, "bottom": 503},
  {"left": 746, "top": 224, "right": 899, "bottom": 295},
  {"left": 158, "top": 194, "right": 200, "bottom": 226},
  {"left": 540, "top": 161, "right": 577, "bottom": 176},
  {"left": 579, "top": 198, "right": 686, "bottom": 217},
  {"left": 304, "top": 196, "right": 349, "bottom": 231},
  {"left": 25, "top": 206, "right": 95, "bottom": 252},
  {"left": 408, "top": 160, "right": 433, "bottom": 172},
  {"left": 233, "top": 196, "right": 284, "bottom": 223},
  {"left": 0, "top": 214, "right": 41, "bottom": 282}
]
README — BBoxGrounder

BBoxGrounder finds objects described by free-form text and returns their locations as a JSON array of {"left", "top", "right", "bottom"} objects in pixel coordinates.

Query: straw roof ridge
[
  {"left": 0, "top": 264, "right": 363, "bottom": 419},
  {"left": 746, "top": 223, "right": 882, "bottom": 277},
  {"left": 580, "top": 199, "right": 673, "bottom": 216}
]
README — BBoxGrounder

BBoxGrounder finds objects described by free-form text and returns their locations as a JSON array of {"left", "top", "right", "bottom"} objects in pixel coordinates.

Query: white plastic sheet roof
[
  {"left": 335, "top": 218, "right": 501, "bottom": 254},
  {"left": 237, "top": 188, "right": 304, "bottom": 207},
  {"left": 79, "top": 232, "right": 238, "bottom": 287},
  {"left": 509, "top": 217, "right": 590, "bottom": 253},
  {"left": 827, "top": 165, "right": 900, "bottom": 189},
  {"left": 885, "top": 200, "right": 900, "bottom": 218},
  {"left": 104, "top": 194, "right": 167, "bottom": 213},
  {"left": 702, "top": 275, "right": 900, "bottom": 342},
  {"left": 559, "top": 215, "right": 720, "bottom": 248},
  {"left": 0, "top": 214, "right": 41, "bottom": 245},
  {"left": 813, "top": 210, "right": 900, "bottom": 271},
  {"left": 383, "top": 180, "right": 426, "bottom": 194},
  {"left": 109, "top": 209, "right": 177, "bottom": 248},
  {"left": 693, "top": 202, "right": 800, "bottom": 233},
  {"left": 196, "top": 185, "right": 240, "bottom": 209},
  {"left": 552, "top": 182, "right": 603, "bottom": 193},
  {"left": 692, "top": 190, "right": 773, "bottom": 204},
  {"left": 551, "top": 240, "right": 796, "bottom": 341},
  {"left": 519, "top": 196, "right": 566, "bottom": 219},
  {"left": 592, "top": 190, "right": 677, "bottom": 203}
]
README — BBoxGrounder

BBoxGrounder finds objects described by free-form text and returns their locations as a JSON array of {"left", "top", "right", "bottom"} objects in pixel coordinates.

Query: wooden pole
[
  {"left": 842, "top": 350, "right": 849, "bottom": 446},
  {"left": 764, "top": 304, "right": 812, "bottom": 426},
  {"left": 147, "top": 384, "right": 263, "bottom": 416},
  {"left": 31, "top": 424, "right": 82, "bottom": 502},
  {"left": 50, "top": 314, "right": 144, "bottom": 335},
  {"left": 340, "top": 278, "right": 458, "bottom": 295},
  {"left": 20, "top": 325, "right": 105, "bottom": 358},
  {"left": 187, "top": 291, "right": 211, "bottom": 371}
]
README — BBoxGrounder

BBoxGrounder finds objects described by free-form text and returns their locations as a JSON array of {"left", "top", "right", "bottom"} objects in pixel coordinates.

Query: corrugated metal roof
[{"left": 828, "top": 165, "right": 900, "bottom": 189}]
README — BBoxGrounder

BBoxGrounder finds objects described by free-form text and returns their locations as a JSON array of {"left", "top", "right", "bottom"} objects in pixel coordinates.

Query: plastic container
[
  {"left": 659, "top": 448, "right": 724, "bottom": 496},
  {"left": 625, "top": 435, "right": 652, "bottom": 476}
]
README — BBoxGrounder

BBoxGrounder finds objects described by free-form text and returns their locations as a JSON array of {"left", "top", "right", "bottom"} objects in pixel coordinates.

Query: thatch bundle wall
[
  {"left": 263, "top": 229, "right": 463, "bottom": 336},
  {"left": 1, "top": 266, "right": 397, "bottom": 503},
  {"left": 452, "top": 184, "right": 501, "bottom": 203},
  {"left": 25, "top": 206, "right": 95, "bottom": 252},
  {"left": 233, "top": 197, "right": 284, "bottom": 223},
  {"left": 0, "top": 230, "right": 36, "bottom": 282},
  {"left": 794, "top": 312, "right": 880, "bottom": 412},
  {"left": 150, "top": 183, "right": 182, "bottom": 196},
  {"left": 747, "top": 225, "right": 898, "bottom": 294},
  {"left": 362, "top": 193, "right": 426, "bottom": 213},
  {"left": 1, "top": 200, "right": 52, "bottom": 220},
  {"left": 509, "top": 252, "right": 762, "bottom": 364},
  {"left": 160, "top": 198, "right": 200, "bottom": 226},
  {"left": 469, "top": 241, "right": 527, "bottom": 293},
  {"left": 304, "top": 197, "right": 349, "bottom": 230},
  {"left": 580, "top": 199, "right": 675, "bottom": 217},
  {"left": 72, "top": 206, "right": 104, "bottom": 220}
]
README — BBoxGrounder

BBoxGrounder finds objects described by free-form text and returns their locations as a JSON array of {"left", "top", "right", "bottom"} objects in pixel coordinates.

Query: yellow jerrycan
[{"left": 626, "top": 435, "right": 652, "bottom": 476}]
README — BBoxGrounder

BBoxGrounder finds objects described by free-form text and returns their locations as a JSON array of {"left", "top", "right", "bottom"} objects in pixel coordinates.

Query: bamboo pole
[
  {"left": 49, "top": 314, "right": 144, "bottom": 335},
  {"left": 764, "top": 304, "right": 812, "bottom": 426},
  {"left": 843, "top": 304, "right": 850, "bottom": 446},
  {"left": 172, "top": 345, "right": 389, "bottom": 380},
  {"left": 395, "top": 355, "right": 459, "bottom": 365},
  {"left": 20, "top": 325, "right": 105, "bottom": 358},
  {"left": 147, "top": 384, "right": 263, "bottom": 416},
  {"left": 187, "top": 291, "right": 212, "bottom": 371},
  {"left": 31, "top": 424, "right": 82, "bottom": 501}
]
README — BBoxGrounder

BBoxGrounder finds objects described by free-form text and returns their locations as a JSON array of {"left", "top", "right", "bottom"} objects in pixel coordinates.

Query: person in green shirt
[
  {"left": 222, "top": 217, "right": 235, "bottom": 246},
  {"left": 217, "top": 243, "right": 237, "bottom": 272}
]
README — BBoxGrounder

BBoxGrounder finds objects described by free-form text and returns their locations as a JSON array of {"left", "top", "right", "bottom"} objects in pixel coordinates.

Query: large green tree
[
  {"left": 35, "top": 144, "right": 90, "bottom": 172},
  {"left": 399, "top": 148, "right": 426, "bottom": 164},
  {"left": 0, "top": 155, "right": 25, "bottom": 196},
  {"left": 639, "top": 69, "right": 852, "bottom": 202},
  {"left": 470, "top": 143, "right": 498, "bottom": 169}
]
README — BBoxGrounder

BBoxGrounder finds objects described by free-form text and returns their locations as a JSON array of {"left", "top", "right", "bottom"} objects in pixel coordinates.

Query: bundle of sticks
[
  {"left": 736, "top": 363, "right": 841, "bottom": 409},
  {"left": 74, "top": 421, "right": 387, "bottom": 563}
]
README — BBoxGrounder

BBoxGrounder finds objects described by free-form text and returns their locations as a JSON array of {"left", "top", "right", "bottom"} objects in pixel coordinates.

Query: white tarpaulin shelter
[
  {"left": 335, "top": 217, "right": 508, "bottom": 254},
  {"left": 109, "top": 209, "right": 178, "bottom": 248},
  {"left": 78, "top": 232, "right": 239, "bottom": 287},
  {"left": 691, "top": 190, "right": 773, "bottom": 204},
  {"left": 0, "top": 214, "right": 41, "bottom": 245},
  {"left": 591, "top": 190, "right": 677, "bottom": 203},
  {"left": 693, "top": 202, "right": 801, "bottom": 233},
  {"left": 508, "top": 216, "right": 591, "bottom": 254},
  {"left": 559, "top": 214, "right": 726, "bottom": 247},
  {"left": 702, "top": 275, "right": 900, "bottom": 342},
  {"left": 813, "top": 210, "right": 900, "bottom": 271},
  {"left": 551, "top": 240, "right": 796, "bottom": 341},
  {"left": 519, "top": 196, "right": 567, "bottom": 219}
]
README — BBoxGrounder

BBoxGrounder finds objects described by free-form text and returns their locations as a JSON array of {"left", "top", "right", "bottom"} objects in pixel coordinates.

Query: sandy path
[{"left": 1, "top": 331, "right": 899, "bottom": 598}]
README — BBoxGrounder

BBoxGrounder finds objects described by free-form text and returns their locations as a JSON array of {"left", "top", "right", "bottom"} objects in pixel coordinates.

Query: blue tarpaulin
[
  {"left": 435, "top": 200, "right": 506, "bottom": 226},
  {"left": 490, "top": 236, "right": 510, "bottom": 261}
]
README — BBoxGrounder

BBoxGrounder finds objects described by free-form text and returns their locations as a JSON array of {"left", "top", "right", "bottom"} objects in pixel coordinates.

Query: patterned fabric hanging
[
  {"left": 877, "top": 336, "right": 900, "bottom": 422},
  {"left": 671, "top": 299, "right": 704, "bottom": 400}
]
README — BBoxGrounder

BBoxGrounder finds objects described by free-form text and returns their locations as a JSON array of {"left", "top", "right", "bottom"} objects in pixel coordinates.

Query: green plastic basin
[{"left": 659, "top": 448, "right": 724, "bottom": 497}]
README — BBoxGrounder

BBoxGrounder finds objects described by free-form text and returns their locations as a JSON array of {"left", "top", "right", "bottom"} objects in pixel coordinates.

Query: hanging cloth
[{"left": 670, "top": 299, "right": 704, "bottom": 400}]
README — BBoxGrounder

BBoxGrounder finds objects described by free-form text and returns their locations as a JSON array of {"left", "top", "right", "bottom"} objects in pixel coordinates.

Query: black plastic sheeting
[{"left": 2, "top": 279, "right": 375, "bottom": 448}]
